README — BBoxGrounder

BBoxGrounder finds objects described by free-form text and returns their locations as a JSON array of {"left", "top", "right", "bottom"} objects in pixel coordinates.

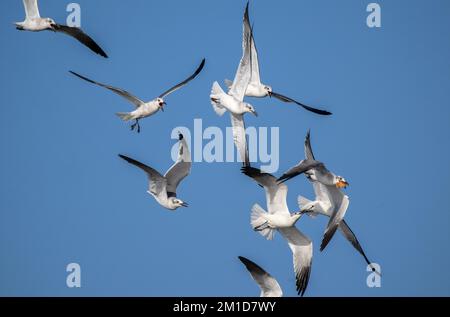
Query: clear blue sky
[{"left": 1, "top": 0, "right": 449, "bottom": 296}]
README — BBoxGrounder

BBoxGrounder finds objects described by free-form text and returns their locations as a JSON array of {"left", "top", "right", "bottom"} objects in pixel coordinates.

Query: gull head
[
  {"left": 156, "top": 98, "right": 166, "bottom": 111},
  {"left": 335, "top": 176, "right": 349, "bottom": 189},
  {"left": 291, "top": 211, "right": 304, "bottom": 223},
  {"left": 244, "top": 103, "right": 258, "bottom": 117},
  {"left": 46, "top": 18, "right": 57, "bottom": 30},
  {"left": 264, "top": 85, "right": 273, "bottom": 97},
  {"left": 170, "top": 198, "right": 188, "bottom": 209}
]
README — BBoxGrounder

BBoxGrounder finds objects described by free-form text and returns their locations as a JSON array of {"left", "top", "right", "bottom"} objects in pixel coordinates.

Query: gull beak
[
  {"left": 181, "top": 202, "right": 189, "bottom": 207},
  {"left": 159, "top": 102, "right": 166, "bottom": 112},
  {"left": 268, "top": 91, "right": 272, "bottom": 98},
  {"left": 336, "top": 180, "right": 349, "bottom": 188},
  {"left": 252, "top": 110, "right": 258, "bottom": 117}
]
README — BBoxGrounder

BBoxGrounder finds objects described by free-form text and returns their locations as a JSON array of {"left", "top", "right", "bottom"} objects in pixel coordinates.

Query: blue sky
[{"left": 1, "top": 0, "right": 450, "bottom": 296}]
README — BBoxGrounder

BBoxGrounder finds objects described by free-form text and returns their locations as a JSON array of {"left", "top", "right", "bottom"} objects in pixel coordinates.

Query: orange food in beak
[{"left": 336, "top": 180, "right": 349, "bottom": 188}]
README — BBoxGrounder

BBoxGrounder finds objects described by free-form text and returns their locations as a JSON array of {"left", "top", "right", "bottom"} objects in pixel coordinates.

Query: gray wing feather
[
  {"left": 229, "top": 5, "right": 252, "bottom": 101},
  {"left": 118, "top": 155, "right": 167, "bottom": 198},
  {"left": 69, "top": 71, "right": 143, "bottom": 107},
  {"left": 241, "top": 166, "right": 290, "bottom": 216},
  {"left": 238, "top": 256, "right": 282, "bottom": 297},
  {"left": 53, "top": 24, "right": 108, "bottom": 58},
  {"left": 23, "top": 0, "right": 40, "bottom": 19},
  {"left": 164, "top": 134, "right": 191, "bottom": 196},
  {"left": 279, "top": 227, "right": 313, "bottom": 297},
  {"left": 158, "top": 59, "right": 205, "bottom": 98}
]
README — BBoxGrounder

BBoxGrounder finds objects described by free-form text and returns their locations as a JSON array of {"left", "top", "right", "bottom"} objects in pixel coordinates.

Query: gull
[
  {"left": 298, "top": 181, "right": 376, "bottom": 271},
  {"left": 278, "top": 130, "right": 349, "bottom": 251},
  {"left": 118, "top": 133, "right": 191, "bottom": 210},
  {"left": 210, "top": 3, "right": 257, "bottom": 166},
  {"left": 242, "top": 166, "right": 312, "bottom": 296},
  {"left": 238, "top": 256, "right": 282, "bottom": 297},
  {"left": 15, "top": 0, "right": 107, "bottom": 58},
  {"left": 70, "top": 58, "right": 205, "bottom": 133},
  {"left": 225, "top": 2, "right": 331, "bottom": 116}
]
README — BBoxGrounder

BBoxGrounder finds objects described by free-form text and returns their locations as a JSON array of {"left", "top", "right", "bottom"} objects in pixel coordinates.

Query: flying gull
[
  {"left": 70, "top": 59, "right": 205, "bottom": 132},
  {"left": 15, "top": 0, "right": 107, "bottom": 58},
  {"left": 210, "top": 3, "right": 257, "bottom": 166},
  {"left": 225, "top": 2, "right": 331, "bottom": 115},
  {"left": 238, "top": 256, "right": 282, "bottom": 297},
  {"left": 278, "top": 130, "right": 349, "bottom": 251},
  {"left": 242, "top": 166, "right": 312, "bottom": 296},
  {"left": 118, "top": 133, "right": 191, "bottom": 210}
]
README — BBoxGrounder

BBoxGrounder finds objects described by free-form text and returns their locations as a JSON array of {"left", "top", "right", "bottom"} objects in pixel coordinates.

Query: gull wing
[
  {"left": 270, "top": 91, "right": 332, "bottom": 116},
  {"left": 159, "top": 59, "right": 205, "bottom": 98},
  {"left": 69, "top": 71, "right": 144, "bottom": 107},
  {"left": 243, "top": 2, "right": 261, "bottom": 86},
  {"left": 164, "top": 133, "right": 192, "bottom": 197},
  {"left": 53, "top": 24, "right": 108, "bottom": 58},
  {"left": 23, "top": 0, "right": 40, "bottom": 19},
  {"left": 277, "top": 160, "right": 323, "bottom": 183},
  {"left": 338, "top": 220, "right": 373, "bottom": 267},
  {"left": 320, "top": 185, "right": 349, "bottom": 251},
  {"left": 241, "top": 166, "right": 290, "bottom": 216},
  {"left": 238, "top": 256, "right": 282, "bottom": 297},
  {"left": 118, "top": 154, "right": 167, "bottom": 200},
  {"left": 279, "top": 226, "right": 313, "bottom": 296},
  {"left": 229, "top": 4, "right": 252, "bottom": 101},
  {"left": 230, "top": 113, "right": 249, "bottom": 166},
  {"left": 304, "top": 129, "right": 315, "bottom": 161}
]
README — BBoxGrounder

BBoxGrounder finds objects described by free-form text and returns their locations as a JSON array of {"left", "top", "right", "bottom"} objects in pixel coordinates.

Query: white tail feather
[
  {"left": 116, "top": 112, "right": 133, "bottom": 121},
  {"left": 251, "top": 204, "right": 275, "bottom": 240},
  {"left": 210, "top": 81, "right": 227, "bottom": 116},
  {"left": 298, "top": 196, "right": 317, "bottom": 219}
]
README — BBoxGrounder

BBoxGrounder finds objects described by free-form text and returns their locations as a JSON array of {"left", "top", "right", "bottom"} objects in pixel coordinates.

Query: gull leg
[
  {"left": 130, "top": 119, "right": 140, "bottom": 133},
  {"left": 136, "top": 120, "right": 141, "bottom": 133}
]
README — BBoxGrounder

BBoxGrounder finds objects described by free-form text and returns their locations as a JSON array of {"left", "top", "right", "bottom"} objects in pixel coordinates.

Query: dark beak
[
  {"left": 159, "top": 102, "right": 166, "bottom": 112},
  {"left": 252, "top": 110, "right": 258, "bottom": 117},
  {"left": 268, "top": 91, "right": 272, "bottom": 98},
  {"left": 181, "top": 202, "right": 189, "bottom": 207}
]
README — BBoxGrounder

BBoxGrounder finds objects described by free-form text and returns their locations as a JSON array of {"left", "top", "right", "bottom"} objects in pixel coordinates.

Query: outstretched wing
[
  {"left": 164, "top": 133, "right": 191, "bottom": 197},
  {"left": 69, "top": 71, "right": 144, "bottom": 107},
  {"left": 320, "top": 186, "right": 349, "bottom": 251},
  {"left": 238, "top": 256, "right": 282, "bottom": 297},
  {"left": 118, "top": 154, "right": 167, "bottom": 199},
  {"left": 338, "top": 220, "right": 373, "bottom": 267},
  {"left": 277, "top": 160, "right": 323, "bottom": 183},
  {"left": 241, "top": 166, "right": 290, "bottom": 216},
  {"left": 159, "top": 59, "right": 205, "bottom": 98},
  {"left": 304, "top": 129, "right": 315, "bottom": 161},
  {"left": 53, "top": 24, "right": 108, "bottom": 58},
  {"left": 279, "top": 226, "right": 313, "bottom": 297},
  {"left": 230, "top": 113, "right": 249, "bottom": 166},
  {"left": 23, "top": 0, "right": 40, "bottom": 19},
  {"left": 229, "top": 4, "right": 252, "bottom": 101},
  {"left": 243, "top": 2, "right": 261, "bottom": 86},
  {"left": 270, "top": 91, "right": 332, "bottom": 116}
]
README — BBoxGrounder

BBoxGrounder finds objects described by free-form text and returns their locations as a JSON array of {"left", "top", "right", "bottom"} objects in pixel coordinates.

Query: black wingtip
[{"left": 238, "top": 256, "right": 248, "bottom": 263}]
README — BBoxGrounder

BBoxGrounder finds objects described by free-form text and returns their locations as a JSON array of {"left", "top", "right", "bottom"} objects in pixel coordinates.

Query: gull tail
[
  {"left": 297, "top": 196, "right": 317, "bottom": 218},
  {"left": 210, "top": 81, "right": 226, "bottom": 116},
  {"left": 116, "top": 112, "right": 133, "bottom": 121},
  {"left": 251, "top": 204, "right": 275, "bottom": 240}
]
